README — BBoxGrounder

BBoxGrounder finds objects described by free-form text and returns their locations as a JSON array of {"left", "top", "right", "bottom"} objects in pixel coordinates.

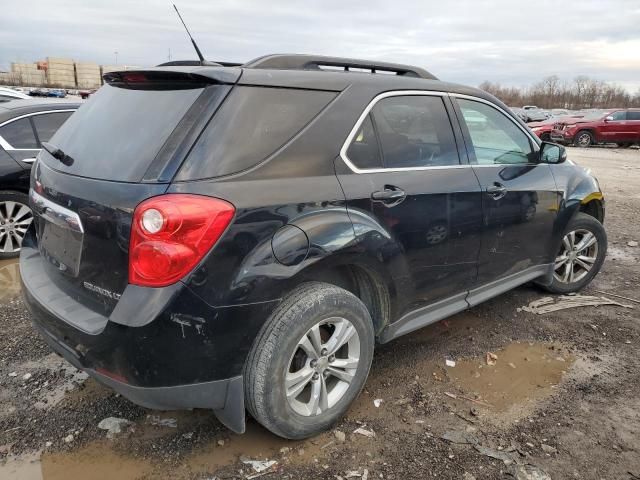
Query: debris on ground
[
  {"left": 444, "top": 392, "right": 492, "bottom": 408},
  {"left": 445, "top": 359, "right": 456, "bottom": 367},
  {"left": 628, "top": 240, "right": 638, "bottom": 247},
  {"left": 334, "top": 430, "right": 346, "bottom": 443},
  {"left": 474, "top": 444, "right": 516, "bottom": 465},
  {"left": 540, "top": 444, "right": 557, "bottom": 454},
  {"left": 486, "top": 352, "right": 498, "bottom": 365},
  {"left": 441, "top": 429, "right": 479, "bottom": 445},
  {"left": 353, "top": 427, "right": 375, "bottom": 438},
  {"left": 509, "top": 464, "right": 552, "bottom": 480},
  {"left": 63, "top": 434, "right": 74, "bottom": 443},
  {"left": 97, "top": 417, "right": 133, "bottom": 438},
  {"left": 241, "top": 458, "right": 277, "bottom": 474},
  {"left": 592, "top": 289, "right": 640, "bottom": 305},
  {"left": 373, "top": 398, "right": 383, "bottom": 408},
  {"left": 463, "top": 473, "right": 477, "bottom": 480},
  {"left": 22, "top": 373, "right": 32, "bottom": 381},
  {"left": 8, "top": 372, "right": 17, "bottom": 377},
  {"left": 521, "top": 295, "right": 633, "bottom": 314},
  {"left": 147, "top": 415, "right": 178, "bottom": 428}
]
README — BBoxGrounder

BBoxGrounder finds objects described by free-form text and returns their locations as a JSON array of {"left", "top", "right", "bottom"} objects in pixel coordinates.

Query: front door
[
  {"left": 453, "top": 96, "right": 560, "bottom": 287},
  {"left": 336, "top": 93, "right": 483, "bottom": 317}
]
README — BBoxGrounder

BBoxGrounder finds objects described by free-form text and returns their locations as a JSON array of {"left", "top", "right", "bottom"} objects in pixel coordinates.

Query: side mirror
[
  {"left": 540, "top": 141, "right": 567, "bottom": 164},
  {"left": 604, "top": 115, "right": 614, "bottom": 122}
]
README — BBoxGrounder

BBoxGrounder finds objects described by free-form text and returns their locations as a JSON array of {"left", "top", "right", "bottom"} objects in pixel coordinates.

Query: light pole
[{"left": 114, "top": 51, "right": 119, "bottom": 65}]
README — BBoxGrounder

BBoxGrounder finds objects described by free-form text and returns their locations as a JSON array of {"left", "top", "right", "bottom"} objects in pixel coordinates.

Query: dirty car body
[{"left": 20, "top": 55, "right": 606, "bottom": 436}]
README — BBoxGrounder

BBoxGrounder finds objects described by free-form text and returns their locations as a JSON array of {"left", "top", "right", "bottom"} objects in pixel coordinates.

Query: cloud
[{"left": 1, "top": 0, "right": 639, "bottom": 91}]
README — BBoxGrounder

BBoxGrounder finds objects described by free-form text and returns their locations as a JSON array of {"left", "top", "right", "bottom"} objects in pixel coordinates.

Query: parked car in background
[
  {"left": 0, "top": 87, "right": 31, "bottom": 102},
  {"left": 78, "top": 89, "right": 97, "bottom": 99},
  {"left": 551, "top": 108, "right": 640, "bottom": 147},
  {"left": 509, "top": 107, "right": 528, "bottom": 122},
  {"left": 21, "top": 55, "right": 607, "bottom": 439},
  {"left": 0, "top": 99, "right": 79, "bottom": 257},
  {"left": 523, "top": 108, "right": 550, "bottom": 122},
  {"left": 528, "top": 114, "right": 584, "bottom": 141},
  {"left": 47, "top": 89, "right": 67, "bottom": 98}
]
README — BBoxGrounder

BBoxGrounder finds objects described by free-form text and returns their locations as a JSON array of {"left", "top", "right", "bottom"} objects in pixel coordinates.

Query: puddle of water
[
  {"left": 447, "top": 342, "right": 574, "bottom": 421},
  {"left": 41, "top": 443, "right": 153, "bottom": 480},
  {"left": 0, "top": 258, "right": 21, "bottom": 304}
]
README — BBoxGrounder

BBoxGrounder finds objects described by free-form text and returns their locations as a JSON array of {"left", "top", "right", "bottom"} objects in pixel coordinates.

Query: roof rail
[
  {"left": 156, "top": 60, "right": 243, "bottom": 67},
  {"left": 243, "top": 54, "right": 437, "bottom": 80}
]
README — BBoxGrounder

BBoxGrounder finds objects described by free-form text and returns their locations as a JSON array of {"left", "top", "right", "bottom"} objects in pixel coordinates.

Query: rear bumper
[{"left": 25, "top": 285, "right": 246, "bottom": 432}]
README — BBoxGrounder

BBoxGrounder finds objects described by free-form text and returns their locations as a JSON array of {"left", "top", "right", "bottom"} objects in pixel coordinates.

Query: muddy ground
[{"left": 1, "top": 146, "right": 639, "bottom": 480}]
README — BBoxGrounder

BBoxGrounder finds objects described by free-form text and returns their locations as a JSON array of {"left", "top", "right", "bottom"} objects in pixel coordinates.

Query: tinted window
[
  {"left": 32, "top": 112, "right": 73, "bottom": 143},
  {"left": 371, "top": 96, "right": 459, "bottom": 168},
  {"left": 0, "top": 117, "right": 38, "bottom": 149},
  {"left": 48, "top": 84, "right": 203, "bottom": 182},
  {"left": 177, "top": 86, "right": 335, "bottom": 180},
  {"left": 628, "top": 111, "right": 640, "bottom": 121},
  {"left": 346, "top": 114, "right": 383, "bottom": 169},
  {"left": 457, "top": 99, "right": 535, "bottom": 165}
]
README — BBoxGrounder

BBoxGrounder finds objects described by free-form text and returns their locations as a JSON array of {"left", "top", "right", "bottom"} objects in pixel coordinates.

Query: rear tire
[
  {"left": 0, "top": 191, "right": 33, "bottom": 259},
  {"left": 244, "top": 282, "right": 375, "bottom": 439},
  {"left": 544, "top": 213, "right": 607, "bottom": 294},
  {"left": 574, "top": 130, "right": 594, "bottom": 147}
]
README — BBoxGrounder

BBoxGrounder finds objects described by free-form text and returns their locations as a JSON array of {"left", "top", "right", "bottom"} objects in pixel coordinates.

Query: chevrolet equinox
[{"left": 20, "top": 54, "right": 607, "bottom": 439}]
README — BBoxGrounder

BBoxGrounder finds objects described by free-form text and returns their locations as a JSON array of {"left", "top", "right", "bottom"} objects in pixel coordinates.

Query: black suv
[{"left": 21, "top": 55, "right": 606, "bottom": 439}]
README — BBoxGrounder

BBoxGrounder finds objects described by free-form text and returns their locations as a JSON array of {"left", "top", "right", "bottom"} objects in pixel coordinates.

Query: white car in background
[{"left": 0, "top": 87, "right": 30, "bottom": 102}]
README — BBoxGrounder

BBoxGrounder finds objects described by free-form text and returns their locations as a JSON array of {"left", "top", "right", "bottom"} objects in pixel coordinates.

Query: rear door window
[
  {"left": 176, "top": 86, "right": 335, "bottom": 180},
  {"left": 32, "top": 111, "right": 73, "bottom": 143},
  {"left": 628, "top": 111, "right": 640, "bottom": 121},
  {"left": 45, "top": 84, "right": 204, "bottom": 182},
  {"left": 345, "top": 114, "right": 383, "bottom": 170},
  {"left": 370, "top": 95, "right": 459, "bottom": 168},
  {"left": 0, "top": 117, "right": 38, "bottom": 149}
]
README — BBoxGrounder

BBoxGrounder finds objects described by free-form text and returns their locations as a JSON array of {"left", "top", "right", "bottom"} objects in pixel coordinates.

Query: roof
[{"left": 0, "top": 99, "right": 81, "bottom": 124}]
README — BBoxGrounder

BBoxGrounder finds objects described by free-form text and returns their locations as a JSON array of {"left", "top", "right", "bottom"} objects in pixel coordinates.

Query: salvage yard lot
[{"left": 1, "top": 146, "right": 639, "bottom": 480}]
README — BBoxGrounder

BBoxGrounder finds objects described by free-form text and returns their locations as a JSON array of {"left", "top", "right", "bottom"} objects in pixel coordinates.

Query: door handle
[
  {"left": 486, "top": 182, "right": 507, "bottom": 200},
  {"left": 371, "top": 186, "right": 406, "bottom": 204}
]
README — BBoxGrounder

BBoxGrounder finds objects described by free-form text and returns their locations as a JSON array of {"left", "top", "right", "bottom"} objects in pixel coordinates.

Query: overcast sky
[{"left": 2, "top": 0, "right": 639, "bottom": 92}]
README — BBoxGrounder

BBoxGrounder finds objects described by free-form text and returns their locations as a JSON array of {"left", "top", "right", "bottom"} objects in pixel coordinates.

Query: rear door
[
  {"left": 0, "top": 110, "right": 74, "bottom": 166},
  {"left": 627, "top": 110, "right": 640, "bottom": 141},
  {"left": 600, "top": 110, "right": 629, "bottom": 142},
  {"left": 452, "top": 96, "right": 559, "bottom": 292},
  {"left": 0, "top": 116, "right": 41, "bottom": 165},
  {"left": 336, "top": 92, "right": 483, "bottom": 317}
]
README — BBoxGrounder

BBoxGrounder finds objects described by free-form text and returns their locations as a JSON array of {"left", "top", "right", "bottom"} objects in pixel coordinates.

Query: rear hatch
[{"left": 29, "top": 69, "right": 237, "bottom": 316}]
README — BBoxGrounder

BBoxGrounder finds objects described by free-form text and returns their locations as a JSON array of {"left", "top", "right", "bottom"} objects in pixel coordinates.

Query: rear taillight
[{"left": 129, "top": 194, "right": 235, "bottom": 287}]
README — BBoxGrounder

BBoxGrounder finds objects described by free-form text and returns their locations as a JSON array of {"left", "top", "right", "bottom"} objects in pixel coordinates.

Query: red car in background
[
  {"left": 528, "top": 115, "right": 583, "bottom": 141},
  {"left": 551, "top": 109, "right": 640, "bottom": 147}
]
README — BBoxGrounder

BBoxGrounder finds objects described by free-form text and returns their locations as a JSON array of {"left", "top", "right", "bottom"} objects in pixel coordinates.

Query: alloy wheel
[
  {"left": 576, "top": 133, "right": 592, "bottom": 147},
  {"left": 554, "top": 229, "right": 598, "bottom": 284},
  {"left": 285, "top": 317, "right": 360, "bottom": 416},
  {"left": 0, "top": 201, "right": 33, "bottom": 254}
]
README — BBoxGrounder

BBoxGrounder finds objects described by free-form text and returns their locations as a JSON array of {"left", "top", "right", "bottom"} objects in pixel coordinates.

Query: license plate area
[{"left": 31, "top": 190, "right": 84, "bottom": 277}]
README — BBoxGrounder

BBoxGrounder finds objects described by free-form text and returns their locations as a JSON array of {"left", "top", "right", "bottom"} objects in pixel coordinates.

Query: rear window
[
  {"left": 44, "top": 84, "right": 203, "bottom": 182},
  {"left": 176, "top": 86, "right": 335, "bottom": 180}
]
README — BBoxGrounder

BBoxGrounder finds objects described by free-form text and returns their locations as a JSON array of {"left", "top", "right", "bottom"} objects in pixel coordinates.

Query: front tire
[
  {"left": 0, "top": 191, "right": 33, "bottom": 259},
  {"left": 574, "top": 130, "right": 594, "bottom": 147},
  {"left": 545, "top": 213, "right": 607, "bottom": 294},
  {"left": 244, "top": 282, "right": 375, "bottom": 439}
]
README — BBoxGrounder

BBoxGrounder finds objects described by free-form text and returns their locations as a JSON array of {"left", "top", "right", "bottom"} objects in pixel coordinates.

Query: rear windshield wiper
[{"left": 41, "top": 142, "right": 74, "bottom": 166}]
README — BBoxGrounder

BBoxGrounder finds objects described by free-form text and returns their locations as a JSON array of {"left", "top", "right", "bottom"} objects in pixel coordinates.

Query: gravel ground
[{"left": 1, "top": 146, "right": 639, "bottom": 480}]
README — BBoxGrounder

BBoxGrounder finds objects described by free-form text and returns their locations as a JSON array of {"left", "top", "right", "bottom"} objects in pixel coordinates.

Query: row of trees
[{"left": 479, "top": 76, "right": 640, "bottom": 109}]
